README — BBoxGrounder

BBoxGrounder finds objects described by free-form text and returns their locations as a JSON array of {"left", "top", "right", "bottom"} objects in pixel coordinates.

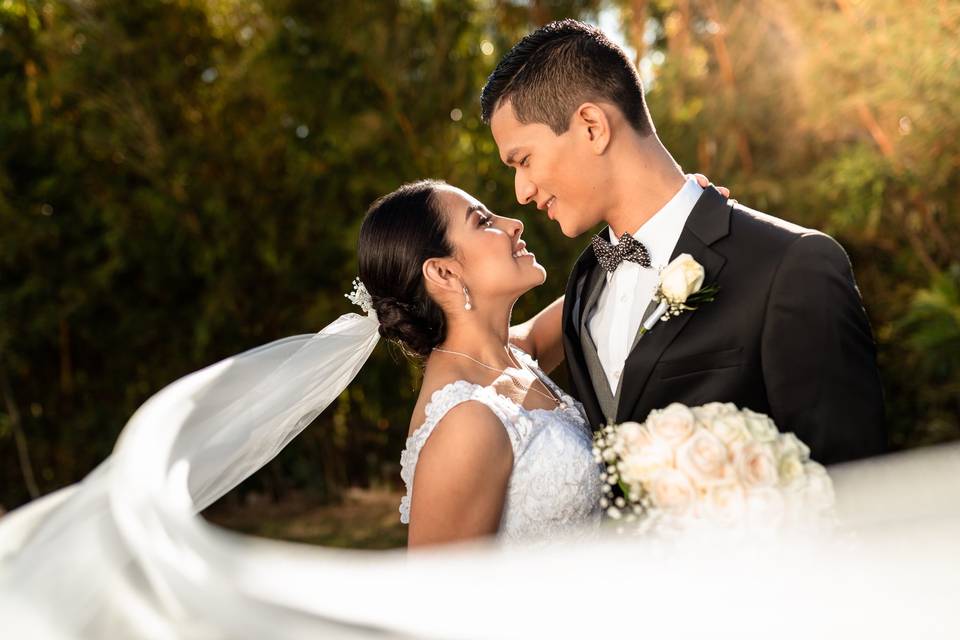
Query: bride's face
[{"left": 434, "top": 185, "right": 546, "bottom": 305}]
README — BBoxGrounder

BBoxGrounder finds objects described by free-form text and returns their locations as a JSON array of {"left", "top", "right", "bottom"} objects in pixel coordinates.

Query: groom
[{"left": 483, "top": 20, "right": 885, "bottom": 464}]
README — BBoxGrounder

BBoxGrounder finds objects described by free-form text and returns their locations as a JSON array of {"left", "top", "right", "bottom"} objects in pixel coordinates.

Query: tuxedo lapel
[
  {"left": 562, "top": 244, "right": 605, "bottom": 427},
  {"left": 615, "top": 186, "right": 732, "bottom": 423},
  {"left": 562, "top": 244, "right": 596, "bottom": 345},
  {"left": 579, "top": 262, "right": 617, "bottom": 422},
  {"left": 579, "top": 262, "right": 608, "bottom": 333}
]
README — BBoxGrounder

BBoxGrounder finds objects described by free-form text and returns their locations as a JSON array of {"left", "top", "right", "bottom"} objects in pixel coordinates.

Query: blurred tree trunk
[
  {"left": 626, "top": 0, "right": 648, "bottom": 68},
  {"left": 1, "top": 357, "right": 40, "bottom": 499},
  {"left": 703, "top": 0, "right": 753, "bottom": 174},
  {"left": 530, "top": 0, "right": 549, "bottom": 26}
]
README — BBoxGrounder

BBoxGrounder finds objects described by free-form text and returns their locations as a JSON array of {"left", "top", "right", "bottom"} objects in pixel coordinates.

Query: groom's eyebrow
[{"left": 503, "top": 149, "right": 519, "bottom": 166}]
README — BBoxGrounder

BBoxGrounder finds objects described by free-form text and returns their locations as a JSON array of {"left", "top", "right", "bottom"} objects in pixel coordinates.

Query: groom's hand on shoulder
[{"left": 691, "top": 173, "right": 735, "bottom": 204}]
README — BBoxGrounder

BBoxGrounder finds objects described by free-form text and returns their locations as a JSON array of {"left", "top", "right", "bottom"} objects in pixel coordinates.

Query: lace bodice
[{"left": 399, "top": 347, "right": 603, "bottom": 543}]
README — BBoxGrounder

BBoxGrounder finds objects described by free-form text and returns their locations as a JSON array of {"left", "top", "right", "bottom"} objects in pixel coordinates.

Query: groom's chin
[
  {"left": 551, "top": 210, "right": 594, "bottom": 238},
  {"left": 557, "top": 220, "right": 585, "bottom": 238}
]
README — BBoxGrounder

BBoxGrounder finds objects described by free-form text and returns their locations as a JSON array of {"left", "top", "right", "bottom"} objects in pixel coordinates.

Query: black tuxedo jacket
[{"left": 561, "top": 186, "right": 886, "bottom": 465}]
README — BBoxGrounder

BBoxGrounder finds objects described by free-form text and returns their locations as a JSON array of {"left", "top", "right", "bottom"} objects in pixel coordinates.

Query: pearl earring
[{"left": 463, "top": 286, "right": 473, "bottom": 311}]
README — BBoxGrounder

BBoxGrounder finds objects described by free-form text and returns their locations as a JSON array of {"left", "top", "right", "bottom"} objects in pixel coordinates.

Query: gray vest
[{"left": 578, "top": 266, "right": 659, "bottom": 424}]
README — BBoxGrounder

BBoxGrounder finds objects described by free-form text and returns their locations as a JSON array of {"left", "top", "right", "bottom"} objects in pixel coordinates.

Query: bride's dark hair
[{"left": 358, "top": 179, "right": 453, "bottom": 358}]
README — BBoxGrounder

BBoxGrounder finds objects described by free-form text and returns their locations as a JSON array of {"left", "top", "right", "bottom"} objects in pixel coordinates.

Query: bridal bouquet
[{"left": 593, "top": 403, "right": 835, "bottom": 535}]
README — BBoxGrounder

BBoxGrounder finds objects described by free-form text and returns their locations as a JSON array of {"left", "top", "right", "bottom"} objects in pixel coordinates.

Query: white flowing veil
[
  {"left": 0, "top": 303, "right": 384, "bottom": 637},
  {"left": 1, "top": 287, "right": 959, "bottom": 638}
]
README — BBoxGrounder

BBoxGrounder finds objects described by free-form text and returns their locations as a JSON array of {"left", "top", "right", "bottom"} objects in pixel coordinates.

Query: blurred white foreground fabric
[{"left": 0, "top": 320, "right": 958, "bottom": 639}]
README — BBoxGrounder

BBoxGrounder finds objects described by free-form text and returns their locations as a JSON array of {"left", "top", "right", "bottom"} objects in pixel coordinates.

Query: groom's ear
[
  {"left": 422, "top": 258, "right": 462, "bottom": 293},
  {"left": 572, "top": 102, "right": 612, "bottom": 155}
]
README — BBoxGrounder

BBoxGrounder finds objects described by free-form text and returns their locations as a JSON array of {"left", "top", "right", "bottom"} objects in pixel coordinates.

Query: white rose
[
  {"left": 745, "top": 487, "right": 787, "bottom": 529},
  {"left": 778, "top": 452, "right": 806, "bottom": 487},
  {"left": 709, "top": 413, "right": 751, "bottom": 447},
  {"left": 721, "top": 403, "right": 740, "bottom": 415},
  {"left": 742, "top": 409, "right": 779, "bottom": 443},
  {"left": 676, "top": 428, "right": 733, "bottom": 488},
  {"left": 619, "top": 446, "right": 674, "bottom": 487},
  {"left": 616, "top": 424, "right": 675, "bottom": 486},
  {"left": 776, "top": 432, "right": 811, "bottom": 462},
  {"left": 613, "top": 421, "right": 646, "bottom": 452},
  {"left": 659, "top": 254, "right": 705, "bottom": 304},
  {"left": 800, "top": 462, "right": 835, "bottom": 513},
  {"left": 699, "top": 482, "right": 746, "bottom": 526},
  {"left": 692, "top": 402, "right": 727, "bottom": 423},
  {"left": 648, "top": 469, "right": 697, "bottom": 515},
  {"left": 736, "top": 441, "right": 779, "bottom": 489},
  {"left": 646, "top": 403, "right": 697, "bottom": 447}
]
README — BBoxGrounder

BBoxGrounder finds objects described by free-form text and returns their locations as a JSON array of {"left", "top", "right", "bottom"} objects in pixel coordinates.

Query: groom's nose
[{"left": 515, "top": 172, "right": 537, "bottom": 205}]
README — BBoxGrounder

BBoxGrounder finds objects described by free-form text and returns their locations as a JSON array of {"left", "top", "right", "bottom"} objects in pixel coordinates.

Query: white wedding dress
[{"left": 399, "top": 347, "right": 603, "bottom": 542}]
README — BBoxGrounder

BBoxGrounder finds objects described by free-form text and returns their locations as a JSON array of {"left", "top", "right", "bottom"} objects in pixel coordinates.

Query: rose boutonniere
[{"left": 639, "top": 254, "right": 719, "bottom": 335}]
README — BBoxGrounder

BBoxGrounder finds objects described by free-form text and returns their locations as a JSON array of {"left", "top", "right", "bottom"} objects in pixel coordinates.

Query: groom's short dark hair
[{"left": 481, "top": 19, "right": 654, "bottom": 136}]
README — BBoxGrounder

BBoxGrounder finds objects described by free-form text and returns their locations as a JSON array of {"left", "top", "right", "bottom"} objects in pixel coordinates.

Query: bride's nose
[{"left": 504, "top": 216, "right": 524, "bottom": 240}]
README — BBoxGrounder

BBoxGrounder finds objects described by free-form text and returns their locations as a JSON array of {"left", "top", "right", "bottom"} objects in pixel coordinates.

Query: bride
[{"left": 359, "top": 179, "right": 602, "bottom": 546}]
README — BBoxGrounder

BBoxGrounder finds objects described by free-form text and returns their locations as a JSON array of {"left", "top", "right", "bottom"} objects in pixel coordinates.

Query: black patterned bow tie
[{"left": 591, "top": 232, "right": 652, "bottom": 273}]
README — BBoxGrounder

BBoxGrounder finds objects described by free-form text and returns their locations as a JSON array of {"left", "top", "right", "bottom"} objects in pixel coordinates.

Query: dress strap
[{"left": 508, "top": 344, "right": 572, "bottom": 406}]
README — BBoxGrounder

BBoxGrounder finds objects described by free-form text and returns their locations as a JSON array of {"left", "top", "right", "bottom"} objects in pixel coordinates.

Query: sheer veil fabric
[
  {"left": 0, "top": 310, "right": 382, "bottom": 637},
  {"left": 0, "top": 302, "right": 958, "bottom": 638}
]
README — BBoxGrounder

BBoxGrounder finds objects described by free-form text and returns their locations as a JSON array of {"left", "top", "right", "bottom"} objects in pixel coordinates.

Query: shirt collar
[{"left": 607, "top": 176, "right": 704, "bottom": 269}]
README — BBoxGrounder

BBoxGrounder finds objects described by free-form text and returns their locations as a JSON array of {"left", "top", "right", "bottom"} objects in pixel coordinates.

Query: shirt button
[
  {"left": 614, "top": 369, "right": 622, "bottom": 379},
  {"left": 619, "top": 293, "right": 628, "bottom": 303}
]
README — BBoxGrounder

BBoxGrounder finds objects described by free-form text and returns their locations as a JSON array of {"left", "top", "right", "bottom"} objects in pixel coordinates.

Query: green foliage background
[{"left": 2, "top": 0, "right": 958, "bottom": 511}]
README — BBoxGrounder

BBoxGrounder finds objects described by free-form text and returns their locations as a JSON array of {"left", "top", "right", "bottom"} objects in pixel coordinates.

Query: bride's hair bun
[
  {"left": 370, "top": 296, "right": 443, "bottom": 358},
  {"left": 357, "top": 180, "right": 451, "bottom": 358}
]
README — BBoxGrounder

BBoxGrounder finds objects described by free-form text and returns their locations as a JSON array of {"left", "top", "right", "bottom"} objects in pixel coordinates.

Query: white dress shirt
[{"left": 587, "top": 176, "right": 704, "bottom": 395}]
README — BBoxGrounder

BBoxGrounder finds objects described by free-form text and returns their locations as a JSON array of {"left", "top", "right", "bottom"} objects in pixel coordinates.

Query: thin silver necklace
[{"left": 433, "top": 346, "right": 566, "bottom": 409}]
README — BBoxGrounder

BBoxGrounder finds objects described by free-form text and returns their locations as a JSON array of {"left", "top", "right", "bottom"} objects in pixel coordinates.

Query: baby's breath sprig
[
  {"left": 655, "top": 283, "right": 721, "bottom": 321},
  {"left": 593, "top": 423, "right": 654, "bottom": 533}
]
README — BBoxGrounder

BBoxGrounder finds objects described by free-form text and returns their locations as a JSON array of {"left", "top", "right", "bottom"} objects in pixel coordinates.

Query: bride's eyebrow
[{"left": 465, "top": 204, "right": 484, "bottom": 221}]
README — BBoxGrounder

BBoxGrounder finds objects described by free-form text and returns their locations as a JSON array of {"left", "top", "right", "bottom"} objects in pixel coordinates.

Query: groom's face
[{"left": 490, "top": 102, "right": 604, "bottom": 238}]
